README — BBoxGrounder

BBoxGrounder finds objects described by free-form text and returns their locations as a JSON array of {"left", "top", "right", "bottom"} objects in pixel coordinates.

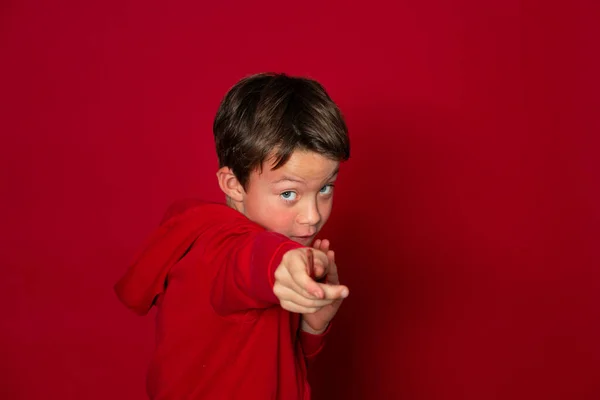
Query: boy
[{"left": 115, "top": 73, "right": 351, "bottom": 399}]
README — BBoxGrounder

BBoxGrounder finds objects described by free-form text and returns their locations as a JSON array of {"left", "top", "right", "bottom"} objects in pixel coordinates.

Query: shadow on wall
[{"left": 308, "top": 102, "right": 469, "bottom": 399}]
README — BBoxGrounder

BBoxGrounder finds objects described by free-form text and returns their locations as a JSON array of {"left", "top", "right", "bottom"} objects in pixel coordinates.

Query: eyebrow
[
  {"left": 272, "top": 166, "right": 340, "bottom": 185},
  {"left": 272, "top": 176, "right": 305, "bottom": 184},
  {"left": 327, "top": 166, "right": 340, "bottom": 181}
]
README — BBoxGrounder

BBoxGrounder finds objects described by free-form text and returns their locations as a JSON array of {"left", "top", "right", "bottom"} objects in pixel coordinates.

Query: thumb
[{"left": 319, "top": 282, "right": 349, "bottom": 300}]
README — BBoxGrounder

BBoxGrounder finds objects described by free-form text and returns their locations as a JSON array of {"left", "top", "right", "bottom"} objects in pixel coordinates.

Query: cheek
[
  {"left": 319, "top": 201, "right": 333, "bottom": 224},
  {"left": 250, "top": 197, "right": 297, "bottom": 230},
  {"left": 267, "top": 205, "right": 297, "bottom": 228},
  {"left": 244, "top": 192, "right": 271, "bottom": 222}
]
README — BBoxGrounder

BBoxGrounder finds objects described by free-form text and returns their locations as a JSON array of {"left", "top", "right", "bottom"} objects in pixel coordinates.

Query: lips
[{"left": 291, "top": 235, "right": 315, "bottom": 245}]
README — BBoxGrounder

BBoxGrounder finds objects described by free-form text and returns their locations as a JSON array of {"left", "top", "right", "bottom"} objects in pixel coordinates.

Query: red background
[{"left": 1, "top": 1, "right": 599, "bottom": 399}]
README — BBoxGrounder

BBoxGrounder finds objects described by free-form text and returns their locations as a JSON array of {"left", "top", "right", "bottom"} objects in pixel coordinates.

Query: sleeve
[
  {"left": 208, "top": 228, "right": 304, "bottom": 315},
  {"left": 300, "top": 323, "right": 332, "bottom": 361}
]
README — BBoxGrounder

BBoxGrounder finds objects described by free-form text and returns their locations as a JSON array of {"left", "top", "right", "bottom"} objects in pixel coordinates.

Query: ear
[{"left": 216, "top": 167, "right": 245, "bottom": 202}]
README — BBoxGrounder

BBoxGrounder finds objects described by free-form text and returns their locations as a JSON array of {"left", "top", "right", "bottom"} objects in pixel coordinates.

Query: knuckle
[
  {"left": 280, "top": 300, "right": 292, "bottom": 311},
  {"left": 295, "top": 275, "right": 308, "bottom": 288},
  {"left": 274, "top": 267, "right": 286, "bottom": 281}
]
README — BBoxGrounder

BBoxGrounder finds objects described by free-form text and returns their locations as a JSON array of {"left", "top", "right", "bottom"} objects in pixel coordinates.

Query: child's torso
[{"left": 147, "top": 242, "right": 310, "bottom": 400}]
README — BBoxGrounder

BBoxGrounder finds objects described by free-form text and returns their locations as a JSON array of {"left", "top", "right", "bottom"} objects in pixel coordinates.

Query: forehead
[{"left": 260, "top": 150, "right": 339, "bottom": 184}]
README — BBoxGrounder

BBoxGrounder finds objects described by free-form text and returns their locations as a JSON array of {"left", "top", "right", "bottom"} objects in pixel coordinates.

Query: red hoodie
[{"left": 115, "top": 200, "right": 330, "bottom": 400}]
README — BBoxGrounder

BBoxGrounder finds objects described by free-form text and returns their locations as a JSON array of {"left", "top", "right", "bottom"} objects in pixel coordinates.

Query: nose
[{"left": 297, "top": 199, "right": 321, "bottom": 227}]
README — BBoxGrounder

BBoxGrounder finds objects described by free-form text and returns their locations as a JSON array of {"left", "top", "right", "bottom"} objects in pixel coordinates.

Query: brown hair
[{"left": 213, "top": 72, "right": 350, "bottom": 189}]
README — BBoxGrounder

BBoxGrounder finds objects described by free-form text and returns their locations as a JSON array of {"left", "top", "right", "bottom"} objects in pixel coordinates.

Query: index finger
[{"left": 291, "top": 250, "right": 325, "bottom": 299}]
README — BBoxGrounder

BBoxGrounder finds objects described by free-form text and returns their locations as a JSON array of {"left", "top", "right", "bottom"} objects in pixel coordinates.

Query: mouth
[{"left": 291, "top": 235, "right": 315, "bottom": 246}]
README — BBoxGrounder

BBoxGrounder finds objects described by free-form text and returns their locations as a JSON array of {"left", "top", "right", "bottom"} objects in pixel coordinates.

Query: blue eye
[
  {"left": 281, "top": 191, "right": 297, "bottom": 201},
  {"left": 320, "top": 185, "right": 334, "bottom": 195}
]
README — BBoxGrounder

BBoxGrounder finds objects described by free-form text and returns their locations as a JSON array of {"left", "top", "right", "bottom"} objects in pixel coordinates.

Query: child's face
[{"left": 242, "top": 150, "right": 339, "bottom": 246}]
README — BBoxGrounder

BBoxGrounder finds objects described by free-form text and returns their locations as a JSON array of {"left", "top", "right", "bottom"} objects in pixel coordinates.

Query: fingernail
[
  {"left": 311, "top": 291, "right": 322, "bottom": 299},
  {"left": 341, "top": 288, "right": 349, "bottom": 298}
]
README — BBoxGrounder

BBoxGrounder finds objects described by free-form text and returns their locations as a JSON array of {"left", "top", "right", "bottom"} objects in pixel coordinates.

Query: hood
[{"left": 114, "top": 199, "right": 207, "bottom": 315}]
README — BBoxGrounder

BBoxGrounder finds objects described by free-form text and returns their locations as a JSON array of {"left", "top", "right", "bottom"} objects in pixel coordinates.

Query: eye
[
  {"left": 320, "top": 184, "right": 334, "bottom": 195},
  {"left": 280, "top": 191, "right": 297, "bottom": 201}
]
